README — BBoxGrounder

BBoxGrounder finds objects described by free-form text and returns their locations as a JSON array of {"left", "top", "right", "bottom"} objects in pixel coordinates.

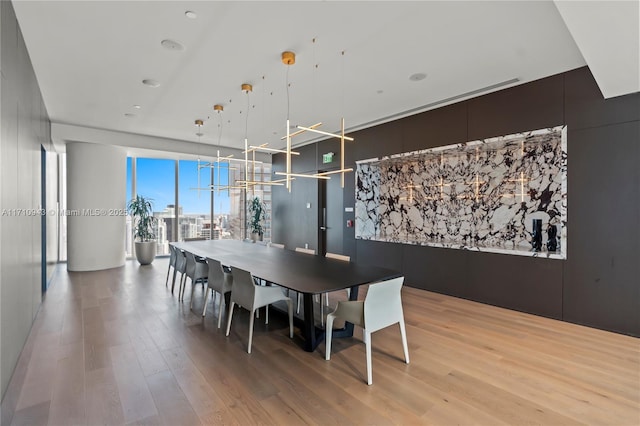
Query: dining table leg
[
  {"left": 302, "top": 293, "right": 324, "bottom": 352},
  {"left": 300, "top": 286, "right": 360, "bottom": 352}
]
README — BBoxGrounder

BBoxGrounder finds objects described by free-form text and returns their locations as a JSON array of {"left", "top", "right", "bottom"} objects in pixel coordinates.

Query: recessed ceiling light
[
  {"left": 133, "top": 105, "right": 141, "bottom": 109},
  {"left": 142, "top": 79, "right": 160, "bottom": 87},
  {"left": 409, "top": 73, "right": 427, "bottom": 82},
  {"left": 195, "top": 132, "right": 204, "bottom": 137},
  {"left": 161, "top": 39, "right": 184, "bottom": 51},
  {"left": 185, "top": 10, "right": 197, "bottom": 19},
  {"left": 124, "top": 113, "right": 136, "bottom": 118},
  {"left": 376, "top": 90, "right": 384, "bottom": 94}
]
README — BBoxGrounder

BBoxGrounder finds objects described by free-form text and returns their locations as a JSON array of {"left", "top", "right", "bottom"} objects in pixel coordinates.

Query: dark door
[
  {"left": 41, "top": 146, "right": 47, "bottom": 292},
  {"left": 319, "top": 172, "right": 343, "bottom": 256}
]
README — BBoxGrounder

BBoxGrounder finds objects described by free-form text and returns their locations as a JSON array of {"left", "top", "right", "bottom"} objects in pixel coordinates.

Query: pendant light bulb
[{"left": 282, "top": 51, "right": 296, "bottom": 65}]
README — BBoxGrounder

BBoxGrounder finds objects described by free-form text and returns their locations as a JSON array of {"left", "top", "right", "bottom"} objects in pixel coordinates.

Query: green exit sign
[{"left": 322, "top": 152, "right": 334, "bottom": 164}]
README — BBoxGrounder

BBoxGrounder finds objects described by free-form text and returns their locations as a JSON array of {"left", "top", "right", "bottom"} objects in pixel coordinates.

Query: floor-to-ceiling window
[
  {"left": 211, "top": 161, "right": 233, "bottom": 239},
  {"left": 125, "top": 157, "right": 133, "bottom": 258},
  {"left": 178, "top": 160, "right": 212, "bottom": 241},
  {"left": 131, "top": 158, "right": 176, "bottom": 256},
  {"left": 125, "top": 156, "right": 271, "bottom": 258},
  {"left": 244, "top": 161, "right": 273, "bottom": 242}
]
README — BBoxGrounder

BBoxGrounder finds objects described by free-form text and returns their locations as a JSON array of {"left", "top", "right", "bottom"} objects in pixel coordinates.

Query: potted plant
[
  {"left": 247, "top": 196, "right": 266, "bottom": 242},
  {"left": 127, "top": 194, "right": 158, "bottom": 265}
]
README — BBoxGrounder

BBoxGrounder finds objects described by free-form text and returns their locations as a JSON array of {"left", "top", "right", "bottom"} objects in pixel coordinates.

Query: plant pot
[
  {"left": 250, "top": 232, "right": 260, "bottom": 243},
  {"left": 135, "top": 241, "right": 157, "bottom": 265}
]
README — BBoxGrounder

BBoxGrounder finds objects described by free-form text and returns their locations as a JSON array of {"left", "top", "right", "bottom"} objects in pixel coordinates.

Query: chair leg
[
  {"left": 225, "top": 302, "right": 236, "bottom": 336},
  {"left": 217, "top": 293, "right": 225, "bottom": 329},
  {"left": 399, "top": 320, "right": 410, "bottom": 364},
  {"left": 179, "top": 274, "right": 186, "bottom": 301},
  {"left": 183, "top": 276, "right": 189, "bottom": 302},
  {"left": 364, "top": 330, "right": 373, "bottom": 385},
  {"left": 202, "top": 288, "right": 210, "bottom": 317},
  {"left": 248, "top": 309, "right": 256, "bottom": 354},
  {"left": 286, "top": 299, "right": 294, "bottom": 338},
  {"left": 296, "top": 292, "right": 301, "bottom": 314},
  {"left": 265, "top": 305, "right": 269, "bottom": 325},
  {"left": 165, "top": 266, "right": 171, "bottom": 287},
  {"left": 171, "top": 268, "right": 178, "bottom": 294},
  {"left": 177, "top": 274, "right": 183, "bottom": 300},
  {"left": 325, "top": 313, "right": 335, "bottom": 360},
  {"left": 189, "top": 278, "right": 195, "bottom": 309}
]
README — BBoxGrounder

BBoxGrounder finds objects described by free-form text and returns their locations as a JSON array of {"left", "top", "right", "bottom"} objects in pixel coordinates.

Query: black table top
[{"left": 172, "top": 240, "right": 401, "bottom": 294}]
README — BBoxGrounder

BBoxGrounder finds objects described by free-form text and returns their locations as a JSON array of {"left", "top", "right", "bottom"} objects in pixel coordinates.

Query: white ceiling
[{"left": 11, "top": 1, "right": 639, "bottom": 158}]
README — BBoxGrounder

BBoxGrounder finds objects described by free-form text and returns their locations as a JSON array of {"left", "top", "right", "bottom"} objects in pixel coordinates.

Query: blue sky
[{"left": 127, "top": 158, "right": 231, "bottom": 215}]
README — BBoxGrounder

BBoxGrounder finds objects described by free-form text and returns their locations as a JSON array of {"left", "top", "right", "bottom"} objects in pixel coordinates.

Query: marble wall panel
[{"left": 355, "top": 126, "right": 567, "bottom": 258}]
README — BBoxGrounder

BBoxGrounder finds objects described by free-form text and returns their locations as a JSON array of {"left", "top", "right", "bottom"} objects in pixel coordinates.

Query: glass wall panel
[
  {"left": 136, "top": 158, "right": 176, "bottom": 255},
  {"left": 177, "top": 160, "right": 211, "bottom": 241},
  {"left": 211, "top": 162, "right": 234, "bottom": 239},
  {"left": 243, "top": 162, "right": 272, "bottom": 241},
  {"left": 123, "top": 156, "right": 271, "bottom": 257},
  {"left": 125, "top": 157, "right": 133, "bottom": 257}
]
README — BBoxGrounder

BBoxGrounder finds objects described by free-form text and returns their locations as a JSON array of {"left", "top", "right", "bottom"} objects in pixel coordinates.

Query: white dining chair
[
  {"left": 172, "top": 248, "right": 187, "bottom": 295},
  {"left": 318, "top": 252, "right": 352, "bottom": 325},
  {"left": 165, "top": 244, "right": 178, "bottom": 288},
  {"left": 226, "top": 266, "right": 294, "bottom": 354},
  {"left": 295, "top": 247, "right": 315, "bottom": 255},
  {"left": 325, "top": 276, "right": 409, "bottom": 385},
  {"left": 203, "top": 258, "right": 233, "bottom": 328},
  {"left": 294, "top": 247, "right": 316, "bottom": 314},
  {"left": 265, "top": 242, "right": 285, "bottom": 290},
  {"left": 325, "top": 252, "right": 351, "bottom": 300},
  {"left": 325, "top": 252, "right": 350, "bottom": 262},
  {"left": 182, "top": 251, "right": 208, "bottom": 304}
]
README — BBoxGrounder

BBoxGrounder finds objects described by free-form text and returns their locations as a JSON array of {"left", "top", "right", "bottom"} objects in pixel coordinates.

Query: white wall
[{"left": 66, "top": 142, "right": 126, "bottom": 271}]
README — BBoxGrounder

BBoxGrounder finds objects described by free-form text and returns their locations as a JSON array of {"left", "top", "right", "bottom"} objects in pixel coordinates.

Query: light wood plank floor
[{"left": 2, "top": 258, "right": 639, "bottom": 425}]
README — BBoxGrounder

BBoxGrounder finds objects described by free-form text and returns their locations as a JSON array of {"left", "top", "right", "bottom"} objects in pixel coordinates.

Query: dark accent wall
[
  {"left": 1, "top": 0, "right": 53, "bottom": 402},
  {"left": 272, "top": 144, "right": 320, "bottom": 252},
  {"left": 273, "top": 67, "right": 640, "bottom": 337}
]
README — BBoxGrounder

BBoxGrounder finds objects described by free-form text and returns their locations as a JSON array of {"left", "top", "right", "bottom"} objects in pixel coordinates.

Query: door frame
[{"left": 317, "top": 176, "right": 327, "bottom": 256}]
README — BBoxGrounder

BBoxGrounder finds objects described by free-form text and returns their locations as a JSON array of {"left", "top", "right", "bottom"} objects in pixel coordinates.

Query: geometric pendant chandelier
[{"left": 273, "top": 51, "right": 355, "bottom": 192}]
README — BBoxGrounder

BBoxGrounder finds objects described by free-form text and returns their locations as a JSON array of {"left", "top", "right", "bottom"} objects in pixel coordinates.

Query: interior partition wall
[
  {"left": 0, "top": 0, "right": 53, "bottom": 400},
  {"left": 272, "top": 67, "right": 640, "bottom": 337}
]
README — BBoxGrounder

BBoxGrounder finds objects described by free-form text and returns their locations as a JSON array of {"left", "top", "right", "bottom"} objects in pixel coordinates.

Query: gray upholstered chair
[
  {"left": 203, "top": 258, "right": 233, "bottom": 328},
  {"left": 166, "top": 244, "right": 178, "bottom": 288},
  {"left": 325, "top": 276, "right": 409, "bottom": 385},
  {"left": 182, "top": 251, "right": 208, "bottom": 304},
  {"left": 226, "top": 266, "right": 293, "bottom": 354}
]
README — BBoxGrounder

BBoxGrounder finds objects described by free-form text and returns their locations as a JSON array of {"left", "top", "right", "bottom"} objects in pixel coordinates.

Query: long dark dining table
[{"left": 171, "top": 239, "right": 401, "bottom": 352}]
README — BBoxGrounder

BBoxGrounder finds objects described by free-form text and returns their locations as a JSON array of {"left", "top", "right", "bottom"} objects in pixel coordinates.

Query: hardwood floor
[{"left": 2, "top": 258, "right": 638, "bottom": 425}]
